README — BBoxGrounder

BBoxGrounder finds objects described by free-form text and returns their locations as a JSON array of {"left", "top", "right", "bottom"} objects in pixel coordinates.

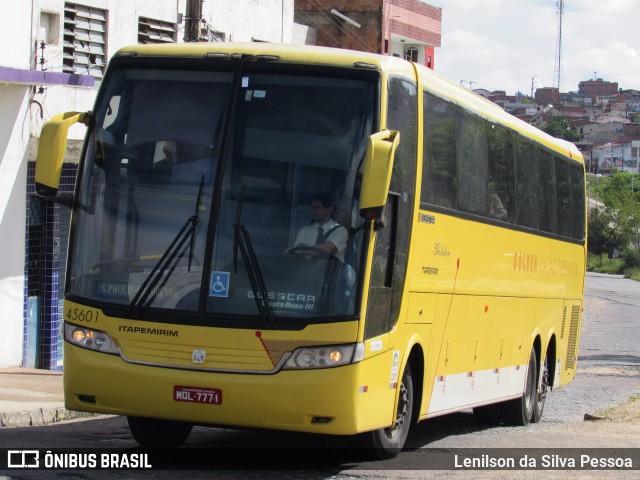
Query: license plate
[{"left": 174, "top": 385, "right": 222, "bottom": 405}]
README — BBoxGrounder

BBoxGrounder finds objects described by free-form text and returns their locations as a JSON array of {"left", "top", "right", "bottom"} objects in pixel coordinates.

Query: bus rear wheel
[
  {"left": 502, "top": 347, "right": 537, "bottom": 426},
  {"left": 127, "top": 416, "right": 193, "bottom": 448},
  {"left": 532, "top": 353, "right": 549, "bottom": 423},
  {"left": 359, "top": 364, "right": 414, "bottom": 459}
]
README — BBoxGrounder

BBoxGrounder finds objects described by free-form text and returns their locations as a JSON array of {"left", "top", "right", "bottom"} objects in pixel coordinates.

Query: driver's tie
[{"left": 315, "top": 226, "right": 324, "bottom": 245}]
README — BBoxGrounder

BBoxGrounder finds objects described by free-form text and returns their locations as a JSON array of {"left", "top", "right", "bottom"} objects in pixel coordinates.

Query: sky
[{"left": 432, "top": 0, "right": 640, "bottom": 96}]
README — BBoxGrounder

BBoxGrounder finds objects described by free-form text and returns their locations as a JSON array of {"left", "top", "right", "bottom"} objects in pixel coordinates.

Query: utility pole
[
  {"left": 553, "top": 0, "right": 564, "bottom": 92},
  {"left": 184, "top": 0, "right": 203, "bottom": 42},
  {"left": 531, "top": 76, "right": 536, "bottom": 100}
]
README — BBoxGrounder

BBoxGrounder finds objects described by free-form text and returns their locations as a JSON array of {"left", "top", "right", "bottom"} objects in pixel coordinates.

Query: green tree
[
  {"left": 588, "top": 207, "right": 625, "bottom": 266},
  {"left": 600, "top": 172, "right": 640, "bottom": 266},
  {"left": 540, "top": 116, "right": 580, "bottom": 142}
]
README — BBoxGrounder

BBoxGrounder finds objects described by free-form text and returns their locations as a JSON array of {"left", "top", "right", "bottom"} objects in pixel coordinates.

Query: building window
[
  {"left": 63, "top": 2, "right": 107, "bottom": 79},
  {"left": 138, "top": 16, "right": 177, "bottom": 44},
  {"left": 40, "top": 11, "right": 61, "bottom": 45},
  {"left": 405, "top": 47, "right": 419, "bottom": 62}
]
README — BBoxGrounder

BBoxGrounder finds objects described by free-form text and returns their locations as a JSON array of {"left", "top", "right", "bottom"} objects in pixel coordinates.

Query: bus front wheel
[
  {"left": 359, "top": 364, "right": 414, "bottom": 459},
  {"left": 127, "top": 416, "right": 193, "bottom": 448}
]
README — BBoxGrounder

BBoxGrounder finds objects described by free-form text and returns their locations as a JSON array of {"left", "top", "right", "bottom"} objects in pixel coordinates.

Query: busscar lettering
[
  {"left": 247, "top": 291, "right": 316, "bottom": 302},
  {"left": 247, "top": 291, "right": 316, "bottom": 310},
  {"left": 118, "top": 326, "right": 178, "bottom": 337}
]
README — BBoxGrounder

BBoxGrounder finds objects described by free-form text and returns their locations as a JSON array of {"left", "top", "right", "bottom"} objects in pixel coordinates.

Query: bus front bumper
[{"left": 63, "top": 343, "right": 392, "bottom": 435}]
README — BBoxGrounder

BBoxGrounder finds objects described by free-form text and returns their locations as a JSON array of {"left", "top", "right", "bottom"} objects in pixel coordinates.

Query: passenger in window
[
  {"left": 488, "top": 178, "right": 508, "bottom": 220},
  {"left": 289, "top": 192, "right": 348, "bottom": 260},
  {"left": 152, "top": 142, "right": 174, "bottom": 184}
]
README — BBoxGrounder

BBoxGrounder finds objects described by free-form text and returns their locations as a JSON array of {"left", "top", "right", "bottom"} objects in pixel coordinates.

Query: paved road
[
  {"left": 550, "top": 272, "right": 640, "bottom": 421},
  {"left": 1, "top": 272, "right": 639, "bottom": 479}
]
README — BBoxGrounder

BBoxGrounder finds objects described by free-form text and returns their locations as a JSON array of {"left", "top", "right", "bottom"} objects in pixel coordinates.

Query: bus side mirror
[
  {"left": 359, "top": 129, "right": 399, "bottom": 221},
  {"left": 35, "top": 111, "right": 89, "bottom": 200}
]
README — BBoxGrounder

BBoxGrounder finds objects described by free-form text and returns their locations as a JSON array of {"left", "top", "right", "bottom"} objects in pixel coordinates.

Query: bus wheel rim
[{"left": 385, "top": 381, "right": 409, "bottom": 439}]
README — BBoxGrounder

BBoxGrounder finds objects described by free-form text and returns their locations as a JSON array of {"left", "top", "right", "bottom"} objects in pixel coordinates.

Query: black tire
[
  {"left": 127, "top": 416, "right": 193, "bottom": 448},
  {"left": 359, "top": 364, "right": 414, "bottom": 459},
  {"left": 502, "top": 347, "right": 537, "bottom": 426},
  {"left": 532, "top": 353, "right": 549, "bottom": 423},
  {"left": 473, "top": 403, "right": 502, "bottom": 425}
]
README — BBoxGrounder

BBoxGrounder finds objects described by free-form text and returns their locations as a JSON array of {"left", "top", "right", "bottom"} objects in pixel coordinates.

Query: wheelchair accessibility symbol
[{"left": 209, "top": 272, "right": 230, "bottom": 298}]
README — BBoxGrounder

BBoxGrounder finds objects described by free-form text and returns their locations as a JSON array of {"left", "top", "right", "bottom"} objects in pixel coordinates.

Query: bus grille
[
  {"left": 118, "top": 338, "right": 284, "bottom": 373},
  {"left": 565, "top": 305, "right": 581, "bottom": 370}
]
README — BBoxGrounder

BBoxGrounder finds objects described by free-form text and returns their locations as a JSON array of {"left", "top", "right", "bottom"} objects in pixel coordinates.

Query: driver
[{"left": 291, "top": 193, "right": 348, "bottom": 260}]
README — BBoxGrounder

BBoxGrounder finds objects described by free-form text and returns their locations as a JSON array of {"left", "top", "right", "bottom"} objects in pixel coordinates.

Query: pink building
[{"left": 294, "top": 0, "right": 441, "bottom": 69}]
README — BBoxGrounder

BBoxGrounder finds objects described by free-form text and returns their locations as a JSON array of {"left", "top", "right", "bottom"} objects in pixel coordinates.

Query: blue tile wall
[{"left": 25, "top": 162, "right": 77, "bottom": 371}]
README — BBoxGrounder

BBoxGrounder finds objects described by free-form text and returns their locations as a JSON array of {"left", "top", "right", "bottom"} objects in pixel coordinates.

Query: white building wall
[
  {"left": 0, "top": 86, "right": 30, "bottom": 367},
  {"left": 0, "top": 2, "right": 34, "bottom": 367},
  {"left": 0, "top": 0, "right": 295, "bottom": 368},
  {"left": 0, "top": 2, "right": 33, "bottom": 68},
  {"left": 203, "top": 0, "right": 294, "bottom": 43}
]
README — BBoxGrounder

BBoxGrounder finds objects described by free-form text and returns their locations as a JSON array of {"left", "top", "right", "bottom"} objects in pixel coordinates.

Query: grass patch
[
  {"left": 587, "top": 254, "right": 624, "bottom": 274},
  {"left": 594, "top": 393, "right": 640, "bottom": 419},
  {"left": 587, "top": 254, "right": 640, "bottom": 281},
  {"left": 623, "top": 267, "right": 640, "bottom": 282}
]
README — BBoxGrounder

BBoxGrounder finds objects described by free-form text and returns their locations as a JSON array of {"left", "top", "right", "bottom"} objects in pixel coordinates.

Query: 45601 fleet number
[{"left": 66, "top": 307, "right": 100, "bottom": 323}]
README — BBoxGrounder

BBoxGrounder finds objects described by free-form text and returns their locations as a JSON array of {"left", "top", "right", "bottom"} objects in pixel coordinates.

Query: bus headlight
[
  {"left": 64, "top": 323, "right": 119, "bottom": 355},
  {"left": 283, "top": 343, "right": 364, "bottom": 369}
]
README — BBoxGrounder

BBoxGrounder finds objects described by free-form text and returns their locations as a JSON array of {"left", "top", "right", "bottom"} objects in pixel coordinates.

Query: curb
[{"left": 0, "top": 408, "right": 99, "bottom": 428}]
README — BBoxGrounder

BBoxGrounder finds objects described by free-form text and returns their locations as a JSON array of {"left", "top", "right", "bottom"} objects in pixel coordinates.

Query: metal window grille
[
  {"left": 63, "top": 2, "right": 107, "bottom": 79},
  {"left": 138, "top": 16, "right": 177, "bottom": 44}
]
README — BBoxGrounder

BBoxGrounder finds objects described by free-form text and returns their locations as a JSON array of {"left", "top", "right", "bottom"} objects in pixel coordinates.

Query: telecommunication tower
[{"left": 553, "top": 0, "right": 564, "bottom": 91}]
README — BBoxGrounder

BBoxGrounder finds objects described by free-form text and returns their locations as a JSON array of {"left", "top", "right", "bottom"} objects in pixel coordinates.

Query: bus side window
[
  {"left": 457, "top": 110, "right": 488, "bottom": 216},
  {"left": 422, "top": 93, "right": 457, "bottom": 209},
  {"left": 540, "top": 151, "right": 558, "bottom": 234},
  {"left": 514, "top": 138, "right": 540, "bottom": 230},
  {"left": 364, "top": 195, "right": 398, "bottom": 339},
  {"left": 570, "top": 164, "right": 586, "bottom": 241},
  {"left": 486, "top": 124, "right": 515, "bottom": 222}
]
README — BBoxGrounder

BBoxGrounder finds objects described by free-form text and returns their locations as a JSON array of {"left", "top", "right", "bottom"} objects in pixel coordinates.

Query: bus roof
[{"left": 116, "top": 42, "right": 392, "bottom": 70}]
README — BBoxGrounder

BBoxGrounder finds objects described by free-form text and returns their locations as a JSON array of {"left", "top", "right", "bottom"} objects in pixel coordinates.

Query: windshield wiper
[
  {"left": 233, "top": 190, "right": 276, "bottom": 328},
  {"left": 128, "top": 176, "right": 205, "bottom": 317}
]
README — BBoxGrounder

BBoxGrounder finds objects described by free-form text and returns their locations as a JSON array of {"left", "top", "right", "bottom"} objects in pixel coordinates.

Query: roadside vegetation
[{"left": 587, "top": 171, "right": 640, "bottom": 281}]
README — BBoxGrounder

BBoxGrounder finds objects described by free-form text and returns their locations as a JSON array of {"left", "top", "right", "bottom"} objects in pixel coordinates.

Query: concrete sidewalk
[{"left": 0, "top": 367, "right": 95, "bottom": 428}]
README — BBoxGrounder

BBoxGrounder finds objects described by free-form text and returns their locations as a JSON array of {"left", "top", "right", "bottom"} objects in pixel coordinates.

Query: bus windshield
[{"left": 68, "top": 62, "right": 376, "bottom": 326}]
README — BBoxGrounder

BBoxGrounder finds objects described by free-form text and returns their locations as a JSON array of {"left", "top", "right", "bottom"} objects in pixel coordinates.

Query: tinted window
[
  {"left": 539, "top": 151, "right": 558, "bottom": 233},
  {"left": 487, "top": 124, "right": 515, "bottom": 222},
  {"left": 422, "top": 93, "right": 457, "bottom": 208},
  {"left": 515, "top": 139, "right": 540, "bottom": 229},
  {"left": 420, "top": 93, "right": 584, "bottom": 242},
  {"left": 570, "top": 165, "right": 586, "bottom": 240},
  {"left": 366, "top": 76, "right": 417, "bottom": 339}
]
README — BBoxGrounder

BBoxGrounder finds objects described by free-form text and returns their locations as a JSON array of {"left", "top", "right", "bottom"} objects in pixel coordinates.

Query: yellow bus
[{"left": 36, "top": 43, "right": 586, "bottom": 458}]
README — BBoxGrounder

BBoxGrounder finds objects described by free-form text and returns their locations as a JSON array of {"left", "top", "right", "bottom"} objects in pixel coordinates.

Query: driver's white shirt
[{"left": 294, "top": 220, "right": 348, "bottom": 260}]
